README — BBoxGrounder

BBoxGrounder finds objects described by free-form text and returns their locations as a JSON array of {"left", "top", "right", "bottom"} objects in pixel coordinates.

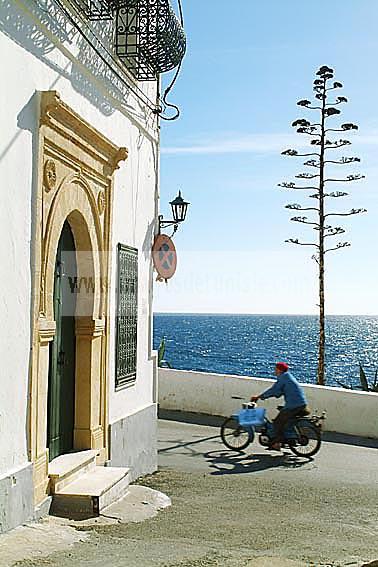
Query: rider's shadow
[{"left": 204, "top": 449, "right": 314, "bottom": 475}]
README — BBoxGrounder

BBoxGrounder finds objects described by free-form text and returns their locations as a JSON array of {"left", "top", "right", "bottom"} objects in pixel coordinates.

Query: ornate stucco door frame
[{"left": 29, "top": 91, "right": 127, "bottom": 505}]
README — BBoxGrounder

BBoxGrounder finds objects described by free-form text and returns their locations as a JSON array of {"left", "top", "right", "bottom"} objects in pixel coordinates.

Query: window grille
[{"left": 115, "top": 244, "right": 138, "bottom": 388}]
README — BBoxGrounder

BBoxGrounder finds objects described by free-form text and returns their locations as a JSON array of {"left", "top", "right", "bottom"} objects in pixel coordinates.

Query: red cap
[{"left": 276, "top": 362, "right": 289, "bottom": 372}]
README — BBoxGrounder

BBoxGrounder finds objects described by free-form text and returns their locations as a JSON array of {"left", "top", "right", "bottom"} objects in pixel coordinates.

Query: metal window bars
[{"left": 115, "top": 244, "right": 138, "bottom": 388}]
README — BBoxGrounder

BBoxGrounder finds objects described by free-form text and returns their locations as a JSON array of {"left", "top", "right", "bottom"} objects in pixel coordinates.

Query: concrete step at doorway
[
  {"left": 48, "top": 450, "right": 100, "bottom": 493},
  {"left": 50, "top": 466, "right": 130, "bottom": 518}
]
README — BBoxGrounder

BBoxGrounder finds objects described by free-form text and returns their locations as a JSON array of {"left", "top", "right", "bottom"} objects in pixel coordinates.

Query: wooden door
[{"left": 47, "top": 221, "right": 77, "bottom": 460}]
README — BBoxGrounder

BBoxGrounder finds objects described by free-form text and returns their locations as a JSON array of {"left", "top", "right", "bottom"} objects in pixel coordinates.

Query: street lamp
[{"left": 158, "top": 190, "right": 190, "bottom": 234}]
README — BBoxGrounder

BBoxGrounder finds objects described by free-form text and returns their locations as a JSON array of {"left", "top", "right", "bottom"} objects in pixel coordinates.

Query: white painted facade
[
  {"left": 0, "top": 0, "right": 161, "bottom": 530},
  {"left": 159, "top": 368, "right": 378, "bottom": 439}
]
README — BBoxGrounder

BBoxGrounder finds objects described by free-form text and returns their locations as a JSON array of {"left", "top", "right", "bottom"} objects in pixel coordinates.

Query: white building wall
[
  {"left": 0, "top": 0, "right": 158, "bottom": 488},
  {"left": 0, "top": 78, "right": 33, "bottom": 475},
  {"left": 108, "top": 125, "right": 158, "bottom": 424}
]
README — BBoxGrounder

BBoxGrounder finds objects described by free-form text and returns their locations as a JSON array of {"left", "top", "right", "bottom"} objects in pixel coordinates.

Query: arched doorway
[
  {"left": 30, "top": 91, "right": 128, "bottom": 505},
  {"left": 47, "top": 221, "right": 77, "bottom": 460}
]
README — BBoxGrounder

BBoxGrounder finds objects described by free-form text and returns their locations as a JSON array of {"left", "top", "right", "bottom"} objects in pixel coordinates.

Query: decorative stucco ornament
[
  {"left": 43, "top": 159, "right": 57, "bottom": 191},
  {"left": 98, "top": 190, "right": 106, "bottom": 215}
]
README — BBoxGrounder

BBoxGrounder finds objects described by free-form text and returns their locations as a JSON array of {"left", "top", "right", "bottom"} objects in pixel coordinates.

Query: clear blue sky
[{"left": 154, "top": 0, "right": 378, "bottom": 315}]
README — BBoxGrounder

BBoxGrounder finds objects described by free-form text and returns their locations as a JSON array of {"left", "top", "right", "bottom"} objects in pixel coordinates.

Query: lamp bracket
[{"left": 158, "top": 214, "right": 180, "bottom": 234}]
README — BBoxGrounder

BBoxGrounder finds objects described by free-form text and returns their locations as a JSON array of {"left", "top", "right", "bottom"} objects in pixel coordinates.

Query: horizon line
[{"left": 153, "top": 311, "right": 378, "bottom": 317}]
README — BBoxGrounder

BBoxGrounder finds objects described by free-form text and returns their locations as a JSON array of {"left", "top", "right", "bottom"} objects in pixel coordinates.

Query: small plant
[
  {"left": 158, "top": 337, "right": 172, "bottom": 368},
  {"left": 337, "top": 362, "right": 378, "bottom": 392},
  {"left": 359, "top": 363, "right": 378, "bottom": 392}
]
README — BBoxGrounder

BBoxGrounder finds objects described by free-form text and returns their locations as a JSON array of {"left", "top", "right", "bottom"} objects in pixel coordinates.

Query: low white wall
[{"left": 158, "top": 368, "right": 378, "bottom": 439}]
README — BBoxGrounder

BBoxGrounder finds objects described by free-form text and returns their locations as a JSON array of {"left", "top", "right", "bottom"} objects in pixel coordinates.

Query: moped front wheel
[
  {"left": 290, "top": 421, "right": 321, "bottom": 458},
  {"left": 220, "top": 417, "right": 252, "bottom": 451}
]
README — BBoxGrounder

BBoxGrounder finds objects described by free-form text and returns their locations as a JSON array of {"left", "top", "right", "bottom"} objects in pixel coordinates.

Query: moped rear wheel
[
  {"left": 220, "top": 417, "right": 252, "bottom": 451},
  {"left": 290, "top": 421, "right": 321, "bottom": 457}
]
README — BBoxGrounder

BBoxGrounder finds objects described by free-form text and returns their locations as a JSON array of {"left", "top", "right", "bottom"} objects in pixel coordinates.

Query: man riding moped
[{"left": 250, "top": 362, "right": 309, "bottom": 451}]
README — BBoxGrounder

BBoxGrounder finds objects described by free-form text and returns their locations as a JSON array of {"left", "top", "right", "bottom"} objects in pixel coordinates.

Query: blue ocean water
[{"left": 153, "top": 313, "right": 378, "bottom": 388}]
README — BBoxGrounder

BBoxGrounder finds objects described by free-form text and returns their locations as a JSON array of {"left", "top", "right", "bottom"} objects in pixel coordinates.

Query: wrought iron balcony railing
[
  {"left": 75, "top": 0, "right": 186, "bottom": 80},
  {"left": 114, "top": 0, "right": 186, "bottom": 80},
  {"left": 76, "top": 0, "right": 113, "bottom": 20}
]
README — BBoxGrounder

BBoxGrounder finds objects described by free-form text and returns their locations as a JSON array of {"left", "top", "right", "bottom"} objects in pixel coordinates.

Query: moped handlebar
[
  {"left": 231, "top": 396, "right": 260, "bottom": 409},
  {"left": 231, "top": 396, "right": 258, "bottom": 409}
]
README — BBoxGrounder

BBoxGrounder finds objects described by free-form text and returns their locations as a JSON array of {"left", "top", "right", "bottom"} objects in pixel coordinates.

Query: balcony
[
  {"left": 114, "top": 0, "right": 187, "bottom": 80},
  {"left": 75, "top": 0, "right": 187, "bottom": 80}
]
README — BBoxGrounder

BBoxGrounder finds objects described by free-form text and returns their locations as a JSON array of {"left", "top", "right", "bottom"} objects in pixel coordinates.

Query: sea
[{"left": 153, "top": 313, "right": 378, "bottom": 389}]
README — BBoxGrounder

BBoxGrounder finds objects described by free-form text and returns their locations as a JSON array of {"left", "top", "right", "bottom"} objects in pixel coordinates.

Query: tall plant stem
[
  {"left": 281, "top": 66, "right": 365, "bottom": 387},
  {"left": 317, "top": 78, "right": 326, "bottom": 385}
]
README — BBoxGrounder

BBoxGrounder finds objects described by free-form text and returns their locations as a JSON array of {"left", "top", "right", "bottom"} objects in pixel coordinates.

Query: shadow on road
[
  {"left": 203, "top": 449, "right": 313, "bottom": 475},
  {"left": 322, "top": 431, "right": 378, "bottom": 449},
  {"left": 158, "top": 434, "right": 222, "bottom": 459},
  {"left": 158, "top": 430, "right": 314, "bottom": 474}
]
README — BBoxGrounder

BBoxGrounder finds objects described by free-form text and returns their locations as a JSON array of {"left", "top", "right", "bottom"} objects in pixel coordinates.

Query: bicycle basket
[{"left": 238, "top": 407, "right": 266, "bottom": 427}]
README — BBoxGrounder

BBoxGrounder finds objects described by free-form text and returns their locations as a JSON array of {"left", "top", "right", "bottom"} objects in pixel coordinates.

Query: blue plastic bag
[{"left": 238, "top": 407, "right": 266, "bottom": 427}]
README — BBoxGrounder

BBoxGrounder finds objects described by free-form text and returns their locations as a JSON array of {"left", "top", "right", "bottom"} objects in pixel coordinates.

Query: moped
[{"left": 220, "top": 397, "right": 326, "bottom": 457}]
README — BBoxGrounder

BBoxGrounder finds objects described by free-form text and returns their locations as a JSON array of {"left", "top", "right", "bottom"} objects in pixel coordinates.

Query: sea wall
[{"left": 158, "top": 368, "right": 378, "bottom": 438}]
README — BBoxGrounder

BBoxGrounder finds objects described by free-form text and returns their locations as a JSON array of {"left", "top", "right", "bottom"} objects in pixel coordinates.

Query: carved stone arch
[{"left": 43, "top": 175, "right": 103, "bottom": 322}]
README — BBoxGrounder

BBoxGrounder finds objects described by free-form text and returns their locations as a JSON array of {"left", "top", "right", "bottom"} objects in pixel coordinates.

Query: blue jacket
[{"left": 260, "top": 371, "right": 307, "bottom": 410}]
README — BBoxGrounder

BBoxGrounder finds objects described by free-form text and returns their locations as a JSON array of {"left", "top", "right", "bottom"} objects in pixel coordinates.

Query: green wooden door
[{"left": 47, "top": 221, "right": 77, "bottom": 461}]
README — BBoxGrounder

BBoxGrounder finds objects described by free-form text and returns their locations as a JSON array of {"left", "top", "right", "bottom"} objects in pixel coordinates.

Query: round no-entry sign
[{"left": 152, "top": 234, "right": 177, "bottom": 280}]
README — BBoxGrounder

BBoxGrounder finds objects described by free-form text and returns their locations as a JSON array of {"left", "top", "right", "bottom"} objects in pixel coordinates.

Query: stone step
[
  {"left": 50, "top": 466, "right": 130, "bottom": 518},
  {"left": 49, "top": 450, "right": 100, "bottom": 493}
]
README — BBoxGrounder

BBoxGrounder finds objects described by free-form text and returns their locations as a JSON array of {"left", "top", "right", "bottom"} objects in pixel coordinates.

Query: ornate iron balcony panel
[
  {"left": 73, "top": 0, "right": 113, "bottom": 20},
  {"left": 114, "top": 0, "right": 186, "bottom": 80}
]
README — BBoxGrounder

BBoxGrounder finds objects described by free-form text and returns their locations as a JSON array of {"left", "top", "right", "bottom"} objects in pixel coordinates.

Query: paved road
[
  {"left": 158, "top": 415, "right": 378, "bottom": 485},
  {"left": 14, "top": 417, "right": 378, "bottom": 567}
]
